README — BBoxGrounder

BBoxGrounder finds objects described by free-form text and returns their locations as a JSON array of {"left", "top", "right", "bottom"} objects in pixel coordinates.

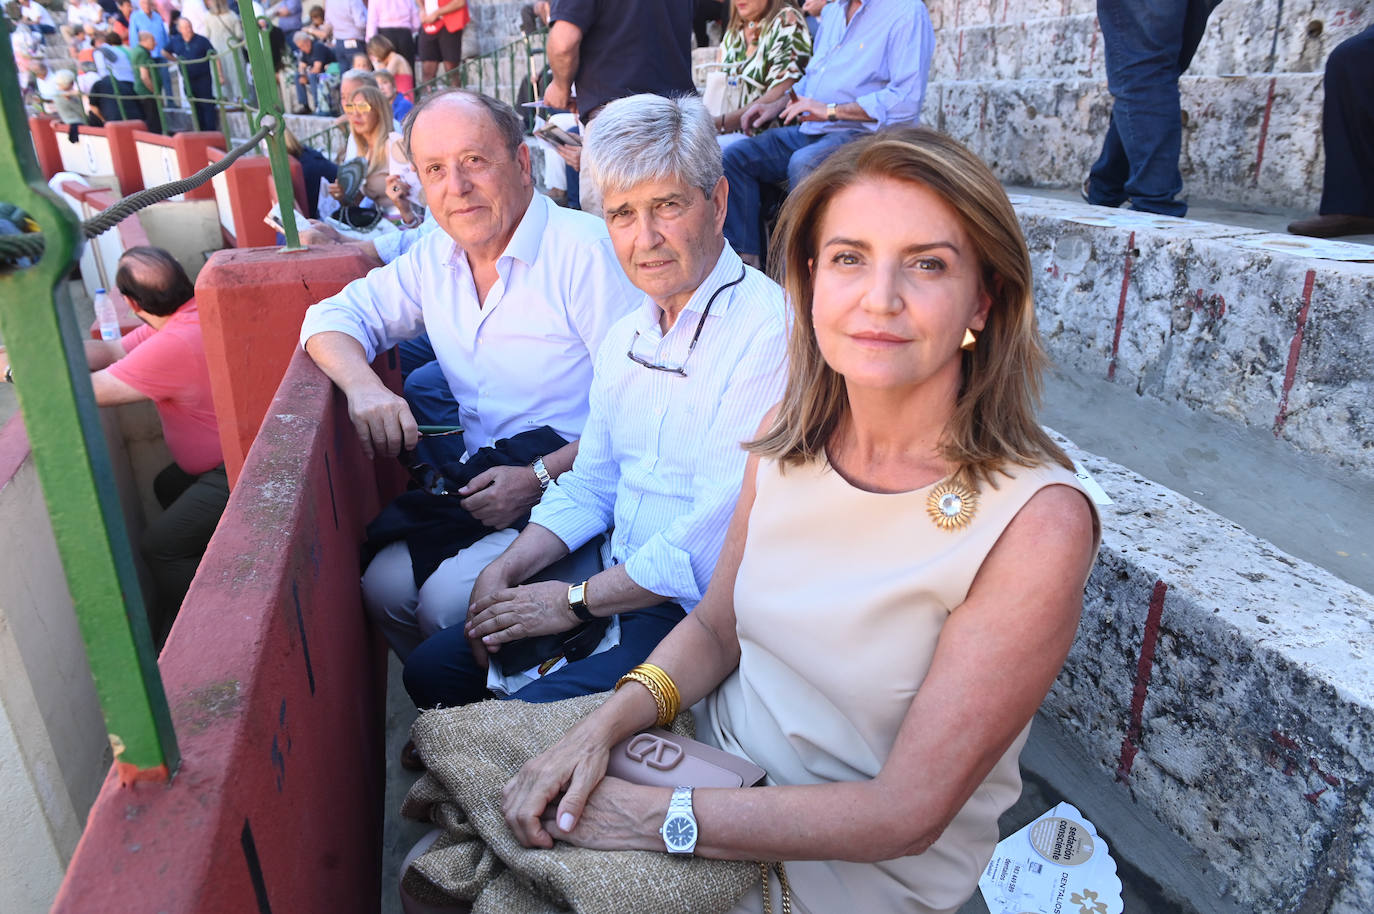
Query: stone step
[
  {"left": 929, "top": 3, "right": 1363, "bottom": 83},
  {"left": 1009, "top": 191, "right": 1374, "bottom": 482},
  {"left": 1043, "top": 431, "right": 1373, "bottom": 914},
  {"left": 929, "top": 72, "right": 1324, "bottom": 211},
  {"left": 925, "top": 0, "right": 1368, "bottom": 71}
]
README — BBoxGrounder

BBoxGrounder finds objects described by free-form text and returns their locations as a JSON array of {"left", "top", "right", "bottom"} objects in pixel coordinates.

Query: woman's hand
[
  {"left": 552, "top": 141, "right": 580, "bottom": 172},
  {"left": 466, "top": 579, "right": 576, "bottom": 650},
  {"left": 502, "top": 721, "right": 616, "bottom": 848},
  {"left": 540, "top": 777, "right": 665, "bottom": 852},
  {"left": 385, "top": 174, "right": 412, "bottom": 214},
  {"left": 326, "top": 180, "right": 343, "bottom": 201}
]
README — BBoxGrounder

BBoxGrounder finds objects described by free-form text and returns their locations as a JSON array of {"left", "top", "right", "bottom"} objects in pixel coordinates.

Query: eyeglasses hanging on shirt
[{"left": 626, "top": 268, "right": 746, "bottom": 377}]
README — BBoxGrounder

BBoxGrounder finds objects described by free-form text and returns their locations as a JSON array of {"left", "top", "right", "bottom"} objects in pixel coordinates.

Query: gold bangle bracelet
[
  {"left": 616, "top": 663, "right": 680, "bottom": 727},
  {"left": 617, "top": 669, "right": 668, "bottom": 724}
]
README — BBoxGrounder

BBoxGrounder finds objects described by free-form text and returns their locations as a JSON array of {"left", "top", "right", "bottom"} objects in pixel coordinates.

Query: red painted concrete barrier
[
  {"left": 28, "top": 115, "right": 61, "bottom": 178},
  {"left": 197, "top": 245, "right": 376, "bottom": 486},
  {"left": 207, "top": 151, "right": 305, "bottom": 249},
  {"left": 102, "top": 120, "right": 148, "bottom": 195},
  {"left": 52, "top": 350, "right": 389, "bottom": 914},
  {"left": 132, "top": 129, "right": 226, "bottom": 202}
]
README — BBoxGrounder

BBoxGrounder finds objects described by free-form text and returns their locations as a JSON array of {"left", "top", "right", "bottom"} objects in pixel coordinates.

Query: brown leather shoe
[
  {"left": 1286, "top": 213, "right": 1374, "bottom": 238},
  {"left": 400, "top": 739, "right": 426, "bottom": 772}
]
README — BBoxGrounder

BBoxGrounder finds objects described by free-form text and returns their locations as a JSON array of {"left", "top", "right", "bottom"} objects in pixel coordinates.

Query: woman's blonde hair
[
  {"left": 749, "top": 127, "right": 1070, "bottom": 489},
  {"left": 346, "top": 84, "right": 392, "bottom": 171},
  {"left": 726, "top": 0, "right": 792, "bottom": 35}
]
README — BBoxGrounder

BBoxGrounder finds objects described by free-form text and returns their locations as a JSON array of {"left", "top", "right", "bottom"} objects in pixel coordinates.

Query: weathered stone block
[
  {"left": 928, "top": 73, "right": 1325, "bottom": 211},
  {"left": 1016, "top": 196, "right": 1374, "bottom": 475},
  {"left": 1051, "top": 435, "right": 1374, "bottom": 913}
]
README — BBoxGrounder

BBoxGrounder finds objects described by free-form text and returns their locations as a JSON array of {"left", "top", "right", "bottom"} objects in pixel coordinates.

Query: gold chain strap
[{"left": 758, "top": 861, "right": 792, "bottom": 914}]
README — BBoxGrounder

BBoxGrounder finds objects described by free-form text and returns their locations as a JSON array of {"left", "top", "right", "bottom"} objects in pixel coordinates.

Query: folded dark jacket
[{"left": 364, "top": 426, "right": 568, "bottom": 587}]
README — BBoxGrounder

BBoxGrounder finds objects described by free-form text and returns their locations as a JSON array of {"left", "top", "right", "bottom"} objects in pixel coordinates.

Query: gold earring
[{"left": 960, "top": 328, "right": 977, "bottom": 351}]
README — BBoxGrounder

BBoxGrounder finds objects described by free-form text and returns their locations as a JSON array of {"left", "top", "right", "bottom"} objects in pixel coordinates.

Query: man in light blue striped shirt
[
  {"left": 403, "top": 94, "right": 789, "bottom": 708},
  {"left": 723, "top": 0, "right": 935, "bottom": 264}
]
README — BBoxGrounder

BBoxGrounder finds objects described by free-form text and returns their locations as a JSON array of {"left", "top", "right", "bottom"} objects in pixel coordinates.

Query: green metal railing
[
  {"left": 2, "top": 18, "right": 546, "bottom": 779},
  {"left": 0, "top": 8, "right": 298, "bottom": 777}
]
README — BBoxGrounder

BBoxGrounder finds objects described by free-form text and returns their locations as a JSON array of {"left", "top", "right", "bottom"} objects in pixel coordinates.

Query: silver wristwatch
[
  {"left": 660, "top": 786, "right": 698, "bottom": 854},
  {"left": 530, "top": 456, "right": 552, "bottom": 491}
]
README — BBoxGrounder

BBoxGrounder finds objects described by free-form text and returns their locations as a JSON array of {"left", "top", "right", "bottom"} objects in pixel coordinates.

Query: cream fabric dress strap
[{"left": 708, "top": 456, "right": 1101, "bottom": 914}]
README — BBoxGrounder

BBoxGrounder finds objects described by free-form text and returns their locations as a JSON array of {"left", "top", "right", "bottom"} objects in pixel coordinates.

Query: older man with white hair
[{"left": 402, "top": 93, "right": 789, "bottom": 709}]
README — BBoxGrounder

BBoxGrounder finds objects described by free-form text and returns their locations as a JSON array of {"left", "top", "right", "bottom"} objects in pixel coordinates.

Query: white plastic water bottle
[{"left": 94, "top": 289, "right": 119, "bottom": 341}]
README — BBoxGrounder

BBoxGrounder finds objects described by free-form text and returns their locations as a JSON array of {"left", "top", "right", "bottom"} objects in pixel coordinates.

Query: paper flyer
[{"left": 978, "top": 802, "right": 1123, "bottom": 914}]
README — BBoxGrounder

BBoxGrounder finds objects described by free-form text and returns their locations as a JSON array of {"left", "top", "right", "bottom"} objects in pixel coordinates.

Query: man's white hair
[{"left": 584, "top": 94, "right": 723, "bottom": 200}]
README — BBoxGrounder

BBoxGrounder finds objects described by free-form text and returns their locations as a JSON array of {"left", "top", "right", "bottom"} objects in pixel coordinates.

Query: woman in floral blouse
[{"left": 713, "top": 0, "right": 812, "bottom": 143}]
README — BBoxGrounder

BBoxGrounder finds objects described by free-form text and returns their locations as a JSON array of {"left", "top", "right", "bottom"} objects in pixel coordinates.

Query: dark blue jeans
[
  {"left": 722, "top": 125, "right": 867, "bottom": 257},
  {"left": 1087, "top": 0, "right": 1221, "bottom": 216},
  {"left": 404, "top": 601, "right": 686, "bottom": 708},
  {"left": 1319, "top": 26, "right": 1374, "bottom": 217}
]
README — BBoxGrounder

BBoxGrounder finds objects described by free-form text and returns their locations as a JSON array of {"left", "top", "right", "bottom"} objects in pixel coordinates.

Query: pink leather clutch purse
[{"left": 606, "top": 728, "right": 766, "bottom": 789}]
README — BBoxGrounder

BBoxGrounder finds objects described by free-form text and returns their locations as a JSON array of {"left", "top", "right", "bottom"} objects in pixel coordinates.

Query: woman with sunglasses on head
[
  {"left": 500, "top": 128, "right": 1102, "bottom": 914},
  {"left": 328, "top": 83, "right": 422, "bottom": 223}
]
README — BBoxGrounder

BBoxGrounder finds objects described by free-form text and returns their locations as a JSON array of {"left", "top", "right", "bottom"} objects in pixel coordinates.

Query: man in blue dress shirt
[{"left": 722, "top": 0, "right": 934, "bottom": 265}]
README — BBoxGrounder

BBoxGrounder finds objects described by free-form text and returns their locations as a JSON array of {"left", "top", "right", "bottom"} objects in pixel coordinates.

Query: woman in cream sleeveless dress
[{"left": 500, "top": 125, "right": 1101, "bottom": 914}]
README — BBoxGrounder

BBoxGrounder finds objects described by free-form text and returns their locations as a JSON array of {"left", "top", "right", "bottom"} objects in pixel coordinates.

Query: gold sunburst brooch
[{"left": 926, "top": 481, "right": 978, "bottom": 531}]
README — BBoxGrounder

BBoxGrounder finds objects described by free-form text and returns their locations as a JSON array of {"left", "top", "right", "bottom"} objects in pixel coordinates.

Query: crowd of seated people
[{"left": 291, "top": 6, "right": 1110, "bottom": 913}]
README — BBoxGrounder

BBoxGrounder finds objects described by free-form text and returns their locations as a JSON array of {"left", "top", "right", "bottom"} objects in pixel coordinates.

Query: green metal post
[
  {"left": 239, "top": 11, "right": 301, "bottom": 249},
  {"left": 0, "top": 33, "right": 178, "bottom": 776}
]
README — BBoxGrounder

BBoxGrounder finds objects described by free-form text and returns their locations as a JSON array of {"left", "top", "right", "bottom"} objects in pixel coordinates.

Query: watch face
[{"left": 663, "top": 814, "right": 697, "bottom": 851}]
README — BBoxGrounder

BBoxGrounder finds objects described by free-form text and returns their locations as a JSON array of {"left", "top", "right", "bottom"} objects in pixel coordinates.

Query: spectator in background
[
  {"left": 202, "top": 0, "right": 244, "bottom": 99},
  {"left": 712, "top": 0, "right": 812, "bottom": 144},
  {"left": 376, "top": 67, "right": 412, "bottom": 120},
  {"left": 293, "top": 28, "right": 336, "bottom": 114},
  {"left": 1287, "top": 25, "right": 1374, "bottom": 239},
  {"left": 110, "top": 0, "right": 132, "bottom": 38},
  {"left": 366, "top": 0, "right": 418, "bottom": 76},
  {"left": 302, "top": 3, "right": 332, "bottom": 43},
  {"left": 20, "top": 0, "right": 58, "bottom": 36},
  {"left": 128, "top": 28, "right": 164, "bottom": 133},
  {"left": 180, "top": 0, "right": 210, "bottom": 37},
  {"left": 127, "top": 0, "right": 166, "bottom": 57},
  {"left": 721, "top": 0, "right": 934, "bottom": 266},
  {"left": 543, "top": 0, "right": 693, "bottom": 123},
  {"left": 268, "top": 0, "right": 302, "bottom": 35},
  {"left": 167, "top": 15, "right": 218, "bottom": 130},
  {"left": 68, "top": 0, "right": 108, "bottom": 31},
  {"left": 328, "top": 84, "right": 406, "bottom": 215},
  {"left": 1, "top": 247, "right": 231, "bottom": 648},
  {"left": 324, "top": 0, "right": 367, "bottom": 64},
  {"left": 284, "top": 126, "right": 339, "bottom": 219},
  {"left": 368, "top": 33, "right": 412, "bottom": 99},
  {"left": 417, "top": 0, "right": 467, "bottom": 90},
  {"left": 1082, "top": 0, "right": 1221, "bottom": 217},
  {"left": 90, "top": 30, "right": 137, "bottom": 122}
]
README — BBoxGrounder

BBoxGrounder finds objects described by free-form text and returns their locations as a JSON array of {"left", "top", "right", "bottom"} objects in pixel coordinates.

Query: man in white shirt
[
  {"left": 401, "top": 93, "right": 788, "bottom": 708},
  {"left": 300, "top": 89, "right": 635, "bottom": 660}
]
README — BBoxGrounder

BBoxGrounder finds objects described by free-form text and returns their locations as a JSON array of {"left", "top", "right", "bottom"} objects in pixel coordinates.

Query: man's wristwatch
[
  {"left": 660, "top": 787, "right": 698, "bottom": 854},
  {"left": 566, "top": 580, "right": 595, "bottom": 622},
  {"left": 826, "top": 102, "right": 838, "bottom": 122},
  {"left": 530, "top": 456, "right": 552, "bottom": 491}
]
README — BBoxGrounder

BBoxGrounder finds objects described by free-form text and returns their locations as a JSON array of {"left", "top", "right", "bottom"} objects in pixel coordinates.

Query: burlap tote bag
[{"left": 401, "top": 691, "right": 760, "bottom": 913}]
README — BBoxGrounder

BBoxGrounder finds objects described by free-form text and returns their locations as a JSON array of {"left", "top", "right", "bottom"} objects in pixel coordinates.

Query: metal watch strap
[
  {"left": 668, "top": 786, "right": 693, "bottom": 815},
  {"left": 567, "top": 581, "right": 595, "bottom": 622},
  {"left": 530, "top": 456, "right": 552, "bottom": 491},
  {"left": 826, "top": 102, "right": 837, "bottom": 122}
]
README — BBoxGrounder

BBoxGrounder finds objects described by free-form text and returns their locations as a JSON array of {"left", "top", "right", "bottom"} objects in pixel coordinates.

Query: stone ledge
[
  {"left": 1053, "top": 433, "right": 1372, "bottom": 914},
  {"left": 1015, "top": 193, "right": 1373, "bottom": 477},
  {"left": 929, "top": 72, "right": 1325, "bottom": 212}
]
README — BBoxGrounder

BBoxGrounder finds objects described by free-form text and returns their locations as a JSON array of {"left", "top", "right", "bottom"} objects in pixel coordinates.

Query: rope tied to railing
[{"left": 0, "top": 117, "right": 278, "bottom": 264}]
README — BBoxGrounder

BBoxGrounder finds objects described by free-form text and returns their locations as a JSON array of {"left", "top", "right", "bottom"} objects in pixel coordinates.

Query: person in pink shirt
[{"left": 365, "top": 0, "right": 418, "bottom": 73}]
